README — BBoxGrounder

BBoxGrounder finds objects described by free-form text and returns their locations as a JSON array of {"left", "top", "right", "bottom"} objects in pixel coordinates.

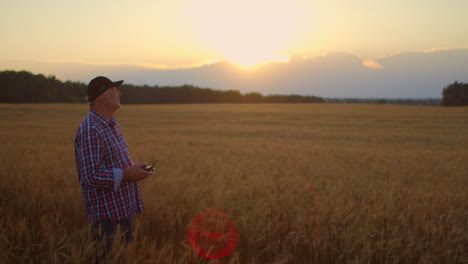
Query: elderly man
[{"left": 74, "top": 76, "right": 152, "bottom": 256}]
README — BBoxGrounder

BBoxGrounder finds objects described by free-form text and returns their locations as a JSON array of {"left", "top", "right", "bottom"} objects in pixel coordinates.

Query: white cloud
[{"left": 362, "top": 60, "right": 383, "bottom": 70}]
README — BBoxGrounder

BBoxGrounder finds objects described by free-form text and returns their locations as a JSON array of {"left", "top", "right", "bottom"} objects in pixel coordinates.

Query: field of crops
[{"left": 0, "top": 103, "right": 467, "bottom": 263}]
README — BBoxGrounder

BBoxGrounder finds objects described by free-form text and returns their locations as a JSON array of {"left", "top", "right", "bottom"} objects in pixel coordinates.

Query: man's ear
[{"left": 100, "top": 90, "right": 109, "bottom": 103}]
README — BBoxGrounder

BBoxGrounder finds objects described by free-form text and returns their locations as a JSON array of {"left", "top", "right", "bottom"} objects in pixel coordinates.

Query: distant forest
[
  {"left": 1, "top": 70, "right": 462, "bottom": 106},
  {"left": 441, "top": 81, "right": 468, "bottom": 106},
  {"left": 328, "top": 81, "right": 468, "bottom": 106},
  {"left": 0, "top": 70, "right": 324, "bottom": 104}
]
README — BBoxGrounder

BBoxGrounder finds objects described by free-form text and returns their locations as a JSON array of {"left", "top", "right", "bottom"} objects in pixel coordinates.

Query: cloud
[
  {"left": 362, "top": 60, "right": 384, "bottom": 70},
  {"left": 3, "top": 48, "right": 468, "bottom": 98},
  {"left": 423, "top": 47, "right": 468, "bottom": 53},
  {"left": 375, "top": 47, "right": 468, "bottom": 60}
]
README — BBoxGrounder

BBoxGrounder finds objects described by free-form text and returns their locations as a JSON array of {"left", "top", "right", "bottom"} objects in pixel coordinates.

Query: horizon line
[{"left": 3, "top": 47, "right": 467, "bottom": 72}]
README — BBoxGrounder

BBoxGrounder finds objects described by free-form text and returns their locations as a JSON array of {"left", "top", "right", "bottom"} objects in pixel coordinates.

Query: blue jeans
[{"left": 91, "top": 218, "right": 133, "bottom": 262}]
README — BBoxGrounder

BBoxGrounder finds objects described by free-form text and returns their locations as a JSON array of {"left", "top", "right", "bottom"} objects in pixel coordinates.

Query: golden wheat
[{"left": 0, "top": 103, "right": 467, "bottom": 263}]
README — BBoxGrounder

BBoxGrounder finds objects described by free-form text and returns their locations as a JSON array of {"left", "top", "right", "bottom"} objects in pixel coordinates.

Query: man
[{"left": 74, "top": 76, "right": 152, "bottom": 256}]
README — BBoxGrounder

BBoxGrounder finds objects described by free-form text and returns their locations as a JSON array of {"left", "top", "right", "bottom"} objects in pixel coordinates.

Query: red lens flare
[{"left": 188, "top": 209, "right": 238, "bottom": 259}]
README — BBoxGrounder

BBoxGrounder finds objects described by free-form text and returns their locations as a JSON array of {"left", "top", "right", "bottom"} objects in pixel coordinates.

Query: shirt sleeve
[
  {"left": 113, "top": 168, "right": 123, "bottom": 191},
  {"left": 75, "top": 126, "right": 114, "bottom": 188}
]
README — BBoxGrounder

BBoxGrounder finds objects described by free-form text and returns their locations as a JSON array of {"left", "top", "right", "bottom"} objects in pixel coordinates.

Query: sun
[
  {"left": 185, "top": 0, "right": 310, "bottom": 69},
  {"left": 226, "top": 53, "right": 290, "bottom": 70}
]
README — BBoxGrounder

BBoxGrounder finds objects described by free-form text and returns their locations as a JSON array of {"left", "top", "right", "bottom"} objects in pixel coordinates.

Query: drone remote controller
[{"left": 144, "top": 160, "right": 158, "bottom": 172}]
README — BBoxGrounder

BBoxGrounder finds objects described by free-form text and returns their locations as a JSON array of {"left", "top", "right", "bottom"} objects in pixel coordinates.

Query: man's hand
[{"left": 122, "top": 162, "right": 152, "bottom": 182}]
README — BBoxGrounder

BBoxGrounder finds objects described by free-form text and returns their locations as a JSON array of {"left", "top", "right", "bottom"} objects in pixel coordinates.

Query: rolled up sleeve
[{"left": 113, "top": 168, "right": 123, "bottom": 191}]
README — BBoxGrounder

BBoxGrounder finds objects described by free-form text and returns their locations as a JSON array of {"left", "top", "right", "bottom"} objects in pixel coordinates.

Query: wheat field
[{"left": 0, "top": 103, "right": 467, "bottom": 263}]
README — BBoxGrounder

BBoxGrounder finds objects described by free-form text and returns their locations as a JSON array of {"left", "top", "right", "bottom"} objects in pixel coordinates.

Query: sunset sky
[{"left": 1, "top": 0, "right": 467, "bottom": 72}]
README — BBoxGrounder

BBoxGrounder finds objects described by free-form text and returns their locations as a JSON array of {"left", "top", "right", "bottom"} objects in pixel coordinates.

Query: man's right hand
[{"left": 122, "top": 162, "right": 152, "bottom": 182}]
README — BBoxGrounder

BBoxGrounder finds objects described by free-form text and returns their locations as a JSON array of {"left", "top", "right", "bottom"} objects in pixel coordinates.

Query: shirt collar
[{"left": 90, "top": 109, "right": 117, "bottom": 128}]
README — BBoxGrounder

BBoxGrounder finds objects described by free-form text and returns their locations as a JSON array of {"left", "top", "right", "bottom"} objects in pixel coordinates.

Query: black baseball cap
[{"left": 86, "top": 76, "right": 124, "bottom": 102}]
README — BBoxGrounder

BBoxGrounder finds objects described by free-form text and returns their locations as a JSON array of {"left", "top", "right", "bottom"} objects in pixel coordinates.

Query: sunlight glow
[
  {"left": 186, "top": 0, "right": 310, "bottom": 69},
  {"left": 226, "top": 54, "right": 290, "bottom": 70},
  {"left": 363, "top": 60, "right": 384, "bottom": 70}
]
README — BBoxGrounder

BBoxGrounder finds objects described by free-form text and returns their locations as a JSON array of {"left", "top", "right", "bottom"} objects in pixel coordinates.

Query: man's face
[{"left": 101, "top": 87, "right": 122, "bottom": 111}]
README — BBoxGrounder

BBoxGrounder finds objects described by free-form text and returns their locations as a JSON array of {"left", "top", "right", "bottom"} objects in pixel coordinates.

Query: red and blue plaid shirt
[{"left": 74, "top": 110, "right": 143, "bottom": 222}]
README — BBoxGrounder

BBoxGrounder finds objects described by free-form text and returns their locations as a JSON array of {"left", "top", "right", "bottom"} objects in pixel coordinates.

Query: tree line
[
  {"left": 1, "top": 70, "right": 465, "bottom": 106},
  {"left": 441, "top": 81, "right": 468, "bottom": 106},
  {"left": 0, "top": 70, "right": 325, "bottom": 104}
]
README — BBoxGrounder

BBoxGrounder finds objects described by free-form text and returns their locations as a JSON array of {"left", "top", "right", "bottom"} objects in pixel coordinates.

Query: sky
[{"left": 1, "top": 0, "right": 468, "bottom": 97}]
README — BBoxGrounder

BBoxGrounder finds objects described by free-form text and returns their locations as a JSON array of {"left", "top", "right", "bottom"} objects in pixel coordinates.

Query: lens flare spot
[{"left": 188, "top": 209, "right": 238, "bottom": 259}]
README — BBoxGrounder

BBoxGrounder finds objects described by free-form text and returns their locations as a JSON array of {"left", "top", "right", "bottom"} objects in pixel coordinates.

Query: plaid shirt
[{"left": 74, "top": 110, "right": 143, "bottom": 222}]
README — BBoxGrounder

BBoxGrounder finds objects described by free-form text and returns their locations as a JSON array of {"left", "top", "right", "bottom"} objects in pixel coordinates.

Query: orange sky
[{"left": 1, "top": 0, "right": 467, "bottom": 72}]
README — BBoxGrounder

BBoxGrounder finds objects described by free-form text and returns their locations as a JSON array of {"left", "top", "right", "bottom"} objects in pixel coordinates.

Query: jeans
[{"left": 91, "top": 218, "right": 133, "bottom": 263}]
